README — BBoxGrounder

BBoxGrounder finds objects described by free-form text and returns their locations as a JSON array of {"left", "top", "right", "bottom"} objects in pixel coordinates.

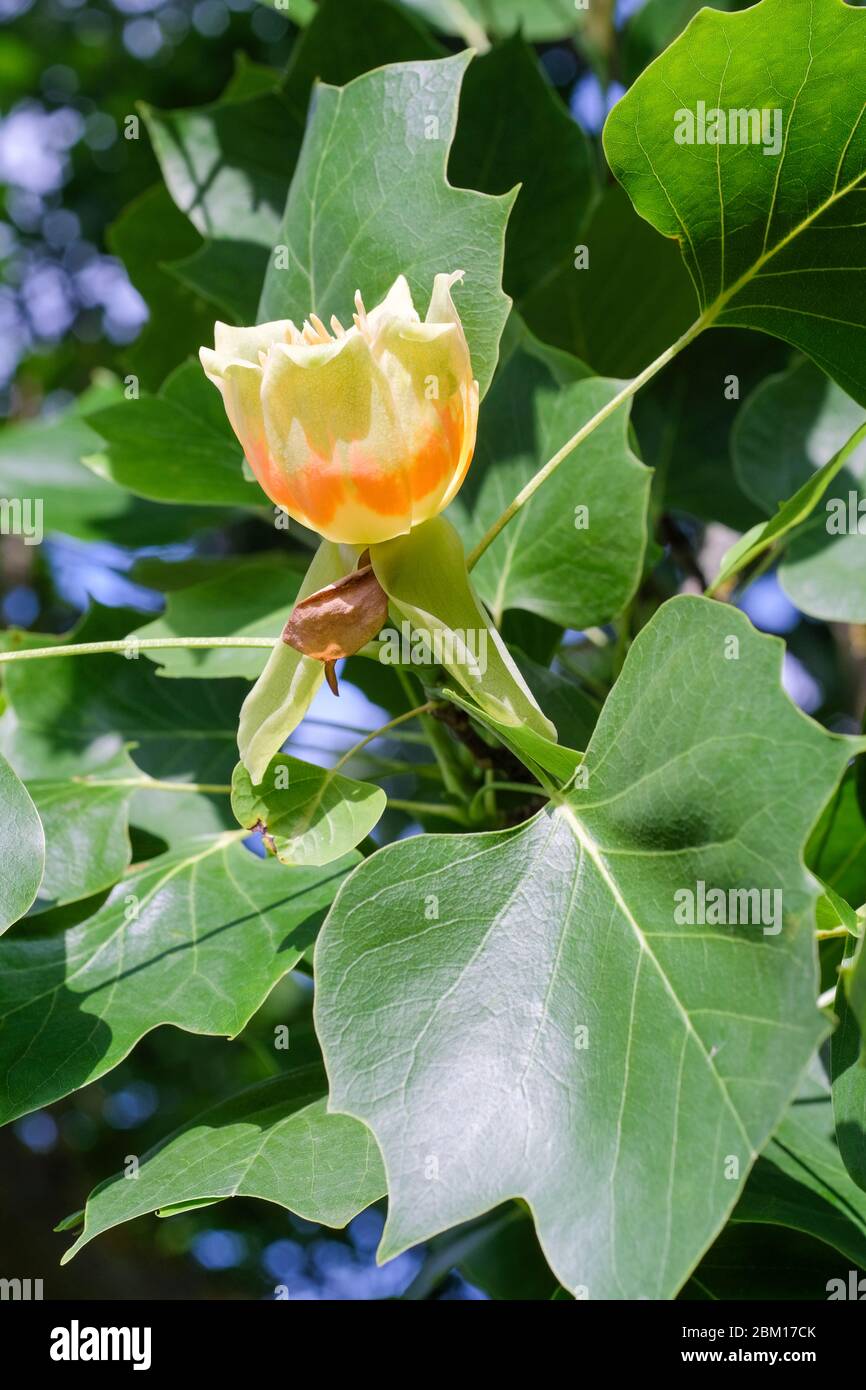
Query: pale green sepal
[
  {"left": 370, "top": 515, "right": 556, "bottom": 741},
  {"left": 237, "top": 541, "right": 347, "bottom": 782}
]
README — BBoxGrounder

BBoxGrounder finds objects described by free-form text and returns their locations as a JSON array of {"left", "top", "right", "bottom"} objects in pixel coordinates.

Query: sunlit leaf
[
  {"left": 134, "top": 554, "right": 305, "bottom": 681},
  {"left": 448, "top": 37, "right": 598, "bottom": 358},
  {"left": 26, "top": 749, "right": 136, "bottom": 910},
  {"left": 62, "top": 1046, "right": 385, "bottom": 1263},
  {"left": 316, "top": 596, "right": 850, "bottom": 1298},
  {"left": 449, "top": 329, "right": 651, "bottom": 629},
  {"left": 605, "top": 0, "right": 866, "bottom": 403},
  {"left": 259, "top": 53, "right": 514, "bottom": 399},
  {"left": 0, "top": 837, "right": 356, "bottom": 1124},
  {"left": 231, "top": 753, "right": 387, "bottom": 866},
  {"left": 0, "top": 751, "right": 44, "bottom": 935}
]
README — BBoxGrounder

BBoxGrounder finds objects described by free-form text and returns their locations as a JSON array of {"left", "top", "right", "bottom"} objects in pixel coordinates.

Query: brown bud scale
[{"left": 281, "top": 563, "right": 389, "bottom": 696}]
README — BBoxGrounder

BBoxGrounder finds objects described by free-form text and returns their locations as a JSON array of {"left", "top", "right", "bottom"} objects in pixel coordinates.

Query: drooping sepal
[
  {"left": 370, "top": 515, "right": 556, "bottom": 741},
  {"left": 237, "top": 541, "right": 348, "bottom": 782}
]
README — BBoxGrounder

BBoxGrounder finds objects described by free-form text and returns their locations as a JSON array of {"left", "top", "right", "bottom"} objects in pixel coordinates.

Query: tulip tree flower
[
  {"left": 200, "top": 273, "right": 555, "bottom": 784},
  {"left": 200, "top": 272, "right": 478, "bottom": 547}
]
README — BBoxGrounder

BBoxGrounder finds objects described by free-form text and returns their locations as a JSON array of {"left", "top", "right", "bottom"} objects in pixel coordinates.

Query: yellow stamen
[
  {"left": 330, "top": 315, "right": 346, "bottom": 338},
  {"left": 308, "top": 312, "right": 331, "bottom": 341}
]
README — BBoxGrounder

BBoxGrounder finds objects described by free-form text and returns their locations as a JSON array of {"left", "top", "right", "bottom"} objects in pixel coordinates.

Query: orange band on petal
[
  {"left": 247, "top": 435, "right": 295, "bottom": 507},
  {"left": 409, "top": 426, "right": 453, "bottom": 501},
  {"left": 408, "top": 394, "right": 464, "bottom": 500},
  {"left": 297, "top": 456, "right": 347, "bottom": 529},
  {"left": 348, "top": 443, "right": 411, "bottom": 518}
]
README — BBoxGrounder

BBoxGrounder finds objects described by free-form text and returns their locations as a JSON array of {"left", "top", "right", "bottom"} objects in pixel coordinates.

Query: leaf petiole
[
  {"left": 387, "top": 798, "right": 469, "bottom": 825},
  {"left": 0, "top": 635, "right": 401, "bottom": 666},
  {"left": 468, "top": 780, "right": 549, "bottom": 821},
  {"left": 331, "top": 701, "right": 439, "bottom": 775},
  {"left": 72, "top": 774, "right": 233, "bottom": 795},
  {"left": 466, "top": 313, "right": 710, "bottom": 569},
  {"left": 0, "top": 636, "right": 280, "bottom": 664}
]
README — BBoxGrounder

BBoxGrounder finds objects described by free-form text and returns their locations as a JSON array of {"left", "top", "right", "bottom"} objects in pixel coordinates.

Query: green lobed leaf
[
  {"left": 604, "top": 0, "right": 866, "bottom": 405},
  {"left": 734, "top": 1059, "right": 866, "bottom": 1265},
  {"left": 450, "top": 45, "right": 699, "bottom": 377},
  {"left": 148, "top": 0, "right": 443, "bottom": 324},
  {"left": 816, "top": 879, "right": 859, "bottom": 936},
  {"left": 0, "top": 751, "right": 44, "bottom": 935},
  {"left": 141, "top": 91, "right": 290, "bottom": 249},
  {"left": 782, "top": 523, "right": 866, "bottom": 624},
  {"left": 712, "top": 413, "right": 866, "bottom": 592},
  {"left": 730, "top": 356, "right": 866, "bottom": 618},
  {"left": 621, "top": 0, "right": 752, "bottom": 84},
  {"left": 259, "top": 53, "right": 514, "bottom": 400},
  {"left": 371, "top": 514, "right": 556, "bottom": 740},
  {"left": 2, "top": 607, "right": 248, "bottom": 869},
  {"left": 133, "top": 553, "right": 306, "bottom": 681},
  {"left": 450, "top": 1068, "right": 866, "bottom": 1297},
  {"left": 3, "top": 606, "right": 248, "bottom": 786},
  {"left": 281, "top": 0, "right": 444, "bottom": 121},
  {"left": 0, "top": 836, "right": 357, "bottom": 1125},
  {"left": 220, "top": 54, "right": 282, "bottom": 102},
  {"left": 0, "top": 376, "right": 227, "bottom": 546},
  {"left": 552, "top": 183, "right": 697, "bottom": 378},
  {"left": 169, "top": 239, "right": 267, "bottom": 327},
  {"left": 734, "top": 357, "right": 866, "bottom": 515},
  {"left": 231, "top": 753, "right": 387, "bottom": 866},
  {"left": 25, "top": 748, "right": 136, "bottom": 911},
  {"left": 130, "top": 554, "right": 258, "bottom": 593},
  {"left": 0, "top": 379, "right": 130, "bottom": 540},
  {"left": 315, "top": 595, "right": 851, "bottom": 1298},
  {"left": 807, "top": 767, "right": 866, "bottom": 913},
  {"left": 61, "top": 1050, "right": 386, "bottom": 1263},
  {"left": 634, "top": 328, "right": 785, "bottom": 530},
  {"left": 83, "top": 360, "right": 255, "bottom": 508},
  {"left": 448, "top": 37, "right": 598, "bottom": 358},
  {"left": 449, "top": 338, "right": 651, "bottom": 628},
  {"left": 831, "top": 978, "right": 866, "bottom": 1193}
]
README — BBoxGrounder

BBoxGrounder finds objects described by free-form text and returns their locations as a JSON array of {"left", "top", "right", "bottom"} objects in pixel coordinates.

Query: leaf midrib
[
  {"left": 707, "top": 155, "right": 866, "bottom": 326},
  {"left": 553, "top": 797, "right": 757, "bottom": 1158},
  {"left": 0, "top": 836, "right": 241, "bottom": 1024}
]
